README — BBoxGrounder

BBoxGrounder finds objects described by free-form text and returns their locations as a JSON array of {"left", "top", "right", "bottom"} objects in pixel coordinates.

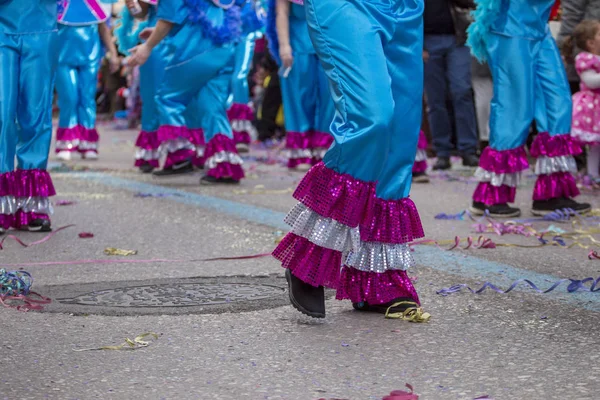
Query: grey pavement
[{"left": 1, "top": 123, "right": 600, "bottom": 400}]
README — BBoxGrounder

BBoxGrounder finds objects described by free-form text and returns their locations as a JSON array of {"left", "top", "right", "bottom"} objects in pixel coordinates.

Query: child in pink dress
[{"left": 565, "top": 20, "right": 600, "bottom": 178}]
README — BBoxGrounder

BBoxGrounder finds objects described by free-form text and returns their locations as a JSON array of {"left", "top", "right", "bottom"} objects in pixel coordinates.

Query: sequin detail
[
  {"left": 0, "top": 196, "right": 53, "bottom": 215},
  {"left": 336, "top": 267, "right": 420, "bottom": 305},
  {"left": 534, "top": 155, "right": 578, "bottom": 175},
  {"left": 474, "top": 167, "right": 521, "bottom": 187},
  {"left": 204, "top": 151, "right": 243, "bottom": 170},
  {"left": 345, "top": 242, "right": 415, "bottom": 273},
  {"left": 472, "top": 182, "right": 516, "bottom": 205},
  {"left": 533, "top": 172, "right": 580, "bottom": 201},
  {"left": 478, "top": 146, "right": 529, "bottom": 174},
  {"left": 415, "top": 149, "right": 427, "bottom": 162},
  {"left": 530, "top": 132, "right": 583, "bottom": 158}
]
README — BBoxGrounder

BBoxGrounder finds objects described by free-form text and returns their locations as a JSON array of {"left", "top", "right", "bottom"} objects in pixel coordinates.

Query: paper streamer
[
  {"left": 0, "top": 269, "right": 51, "bottom": 311},
  {"left": 104, "top": 248, "right": 138, "bottom": 256},
  {"left": 73, "top": 332, "right": 159, "bottom": 351},
  {"left": 0, "top": 225, "right": 75, "bottom": 250},
  {"left": 436, "top": 277, "right": 600, "bottom": 296}
]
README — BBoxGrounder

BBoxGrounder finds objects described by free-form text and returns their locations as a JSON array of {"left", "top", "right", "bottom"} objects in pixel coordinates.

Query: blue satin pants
[
  {"left": 55, "top": 24, "right": 102, "bottom": 130},
  {"left": 487, "top": 33, "right": 572, "bottom": 151},
  {"left": 0, "top": 31, "right": 58, "bottom": 173},
  {"left": 280, "top": 52, "right": 334, "bottom": 134},
  {"left": 304, "top": 0, "right": 424, "bottom": 201},
  {"left": 156, "top": 46, "right": 235, "bottom": 142},
  {"left": 229, "top": 33, "right": 256, "bottom": 106},
  {"left": 139, "top": 43, "right": 169, "bottom": 132}
]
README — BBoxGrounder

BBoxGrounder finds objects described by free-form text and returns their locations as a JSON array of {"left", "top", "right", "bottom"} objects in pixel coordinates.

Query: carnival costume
[
  {"left": 572, "top": 52, "right": 600, "bottom": 145},
  {"left": 412, "top": 131, "right": 429, "bottom": 183},
  {"left": 116, "top": 0, "right": 171, "bottom": 173},
  {"left": 227, "top": 1, "right": 264, "bottom": 152},
  {"left": 55, "top": 0, "right": 117, "bottom": 159},
  {"left": 266, "top": 0, "right": 334, "bottom": 170},
  {"left": 149, "top": 0, "right": 245, "bottom": 183},
  {"left": 272, "top": 0, "right": 429, "bottom": 321},
  {"left": 0, "top": 0, "right": 60, "bottom": 233},
  {"left": 468, "top": 0, "right": 590, "bottom": 217}
]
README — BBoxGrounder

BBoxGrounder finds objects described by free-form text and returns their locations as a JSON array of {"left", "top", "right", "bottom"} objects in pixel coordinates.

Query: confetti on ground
[
  {"left": 104, "top": 248, "right": 138, "bottom": 256},
  {"left": 73, "top": 332, "right": 159, "bottom": 351},
  {"left": 437, "top": 276, "right": 600, "bottom": 296},
  {"left": 134, "top": 192, "right": 183, "bottom": 198},
  {"left": 55, "top": 200, "right": 77, "bottom": 206},
  {"left": 78, "top": 232, "right": 94, "bottom": 238}
]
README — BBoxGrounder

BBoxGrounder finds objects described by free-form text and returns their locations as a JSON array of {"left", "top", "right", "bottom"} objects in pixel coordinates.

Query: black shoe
[
  {"left": 152, "top": 160, "right": 193, "bottom": 176},
  {"left": 353, "top": 297, "right": 416, "bottom": 313},
  {"left": 462, "top": 154, "right": 480, "bottom": 167},
  {"left": 200, "top": 175, "right": 240, "bottom": 185},
  {"left": 236, "top": 143, "right": 250, "bottom": 153},
  {"left": 285, "top": 269, "right": 325, "bottom": 318},
  {"left": 470, "top": 201, "right": 521, "bottom": 218},
  {"left": 28, "top": 218, "right": 52, "bottom": 232},
  {"left": 412, "top": 172, "right": 430, "bottom": 183},
  {"left": 532, "top": 197, "right": 592, "bottom": 216},
  {"left": 139, "top": 162, "right": 155, "bottom": 174},
  {"left": 433, "top": 157, "right": 451, "bottom": 170}
]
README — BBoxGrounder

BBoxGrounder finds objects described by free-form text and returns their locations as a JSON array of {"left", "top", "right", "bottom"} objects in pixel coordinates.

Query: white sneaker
[
  {"left": 83, "top": 151, "right": 98, "bottom": 160},
  {"left": 56, "top": 151, "right": 72, "bottom": 161}
]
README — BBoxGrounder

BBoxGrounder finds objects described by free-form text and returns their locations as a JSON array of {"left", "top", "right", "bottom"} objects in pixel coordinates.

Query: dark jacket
[{"left": 424, "top": 0, "right": 475, "bottom": 45}]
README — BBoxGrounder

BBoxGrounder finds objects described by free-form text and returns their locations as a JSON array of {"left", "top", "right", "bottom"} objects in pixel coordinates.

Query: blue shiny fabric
[
  {"left": 0, "top": 0, "right": 57, "bottom": 34},
  {"left": 59, "top": 0, "right": 117, "bottom": 26},
  {"left": 289, "top": 3, "right": 314, "bottom": 54},
  {"left": 305, "top": 0, "right": 423, "bottom": 201},
  {"left": 280, "top": 53, "right": 333, "bottom": 134},
  {"left": 0, "top": 6, "right": 59, "bottom": 172},
  {"left": 139, "top": 8, "right": 171, "bottom": 132},
  {"left": 55, "top": 24, "right": 102, "bottom": 129},
  {"left": 487, "top": 32, "right": 572, "bottom": 151},
  {"left": 491, "top": 0, "right": 554, "bottom": 40},
  {"left": 229, "top": 32, "right": 256, "bottom": 105}
]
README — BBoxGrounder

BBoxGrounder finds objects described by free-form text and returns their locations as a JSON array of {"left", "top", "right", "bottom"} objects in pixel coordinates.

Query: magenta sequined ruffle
[
  {"left": 412, "top": 160, "right": 427, "bottom": 174},
  {"left": 0, "top": 211, "right": 50, "bottom": 230},
  {"left": 227, "top": 103, "right": 254, "bottom": 122},
  {"left": 0, "top": 170, "right": 56, "bottom": 197},
  {"left": 286, "top": 131, "right": 311, "bottom": 150},
  {"left": 189, "top": 128, "right": 206, "bottom": 147},
  {"left": 204, "top": 134, "right": 245, "bottom": 181},
  {"left": 336, "top": 267, "right": 420, "bottom": 305},
  {"left": 56, "top": 125, "right": 81, "bottom": 142},
  {"left": 288, "top": 157, "right": 313, "bottom": 169},
  {"left": 312, "top": 131, "right": 333, "bottom": 149},
  {"left": 233, "top": 130, "right": 251, "bottom": 145},
  {"left": 533, "top": 172, "right": 580, "bottom": 201},
  {"left": 135, "top": 130, "right": 160, "bottom": 150},
  {"left": 272, "top": 233, "right": 342, "bottom": 288},
  {"left": 293, "top": 163, "right": 424, "bottom": 243},
  {"left": 530, "top": 132, "right": 583, "bottom": 158},
  {"left": 472, "top": 182, "right": 516, "bottom": 205},
  {"left": 157, "top": 125, "right": 194, "bottom": 143},
  {"left": 479, "top": 146, "right": 529, "bottom": 173}
]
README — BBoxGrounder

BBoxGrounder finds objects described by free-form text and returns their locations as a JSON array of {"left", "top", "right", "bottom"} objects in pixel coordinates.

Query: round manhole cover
[{"left": 37, "top": 276, "right": 288, "bottom": 316}]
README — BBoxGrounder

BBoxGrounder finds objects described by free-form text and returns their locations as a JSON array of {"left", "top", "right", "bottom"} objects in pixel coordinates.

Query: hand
[
  {"left": 280, "top": 46, "right": 293, "bottom": 69},
  {"left": 109, "top": 53, "right": 120, "bottom": 74},
  {"left": 139, "top": 27, "right": 155, "bottom": 41},
  {"left": 128, "top": 43, "right": 151, "bottom": 67},
  {"left": 422, "top": 50, "right": 429, "bottom": 63}
]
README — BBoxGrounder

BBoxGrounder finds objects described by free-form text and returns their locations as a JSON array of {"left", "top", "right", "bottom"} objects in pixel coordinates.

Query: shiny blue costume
[
  {"left": 267, "top": 0, "right": 334, "bottom": 168},
  {"left": 55, "top": 0, "right": 116, "bottom": 155},
  {"left": 116, "top": 1, "right": 170, "bottom": 169},
  {"left": 0, "top": 0, "right": 59, "bottom": 230},
  {"left": 468, "top": 0, "right": 581, "bottom": 206},
  {"left": 155, "top": 0, "right": 245, "bottom": 180}
]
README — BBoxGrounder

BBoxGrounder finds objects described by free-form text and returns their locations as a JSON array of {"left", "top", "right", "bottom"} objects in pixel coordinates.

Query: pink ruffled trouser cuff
[
  {"left": 0, "top": 169, "right": 54, "bottom": 229},
  {"left": 286, "top": 131, "right": 333, "bottom": 168},
  {"left": 56, "top": 125, "right": 99, "bottom": 153},
  {"left": 272, "top": 162, "right": 423, "bottom": 305},
  {"left": 134, "top": 130, "right": 160, "bottom": 168},
  {"left": 204, "top": 134, "right": 245, "bottom": 181}
]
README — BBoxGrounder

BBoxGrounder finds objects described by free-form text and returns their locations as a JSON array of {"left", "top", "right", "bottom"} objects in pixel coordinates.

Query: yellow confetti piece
[
  {"left": 73, "top": 332, "right": 159, "bottom": 351},
  {"left": 104, "top": 248, "right": 138, "bottom": 256}
]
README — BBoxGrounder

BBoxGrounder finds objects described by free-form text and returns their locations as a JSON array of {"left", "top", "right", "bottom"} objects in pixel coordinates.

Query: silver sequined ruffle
[
  {"left": 474, "top": 167, "right": 521, "bottom": 187},
  {"left": 345, "top": 242, "right": 415, "bottom": 272},
  {"left": 135, "top": 148, "right": 160, "bottom": 161},
  {"left": 204, "top": 151, "right": 244, "bottom": 169},
  {"left": 415, "top": 149, "right": 427, "bottom": 162},
  {"left": 231, "top": 120, "right": 258, "bottom": 140},
  {"left": 285, "top": 203, "right": 360, "bottom": 252},
  {"left": 56, "top": 140, "right": 98, "bottom": 151},
  {"left": 158, "top": 138, "right": 196, "bottom": 155},
  {"left": 285, "top": 203, "right": 414, "bottom": 271},
  {"left": 535, "top": 155, "right": 577, "bottom": 175},
  {"left": 287, "top": 148, "right": 313, "bottom": 160},
  {"left": 196, "top": 146, "right": 205, "bottom": 157},
  {"left": 312, "top": 148, "right": 328, "bottom": 160},
  {"left": 0, "top": 196, "right": 53, "bottom": 215}
]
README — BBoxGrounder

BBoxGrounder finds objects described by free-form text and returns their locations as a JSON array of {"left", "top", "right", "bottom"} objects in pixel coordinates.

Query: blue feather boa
[
  {"left": 265, "top": 0, "right": 281, "bottom": 65},
  {"left": 114, "top": 8, "right": 149, "bottom": 56},
  {"left": 467, "top": 0, "right": 502, "bottom": 62},
  {"left": 241, "top": 1, "right": 265, "bottom": 34},
  {"left": 184, "top": 0, "right": 243, "bottom": 45}
]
